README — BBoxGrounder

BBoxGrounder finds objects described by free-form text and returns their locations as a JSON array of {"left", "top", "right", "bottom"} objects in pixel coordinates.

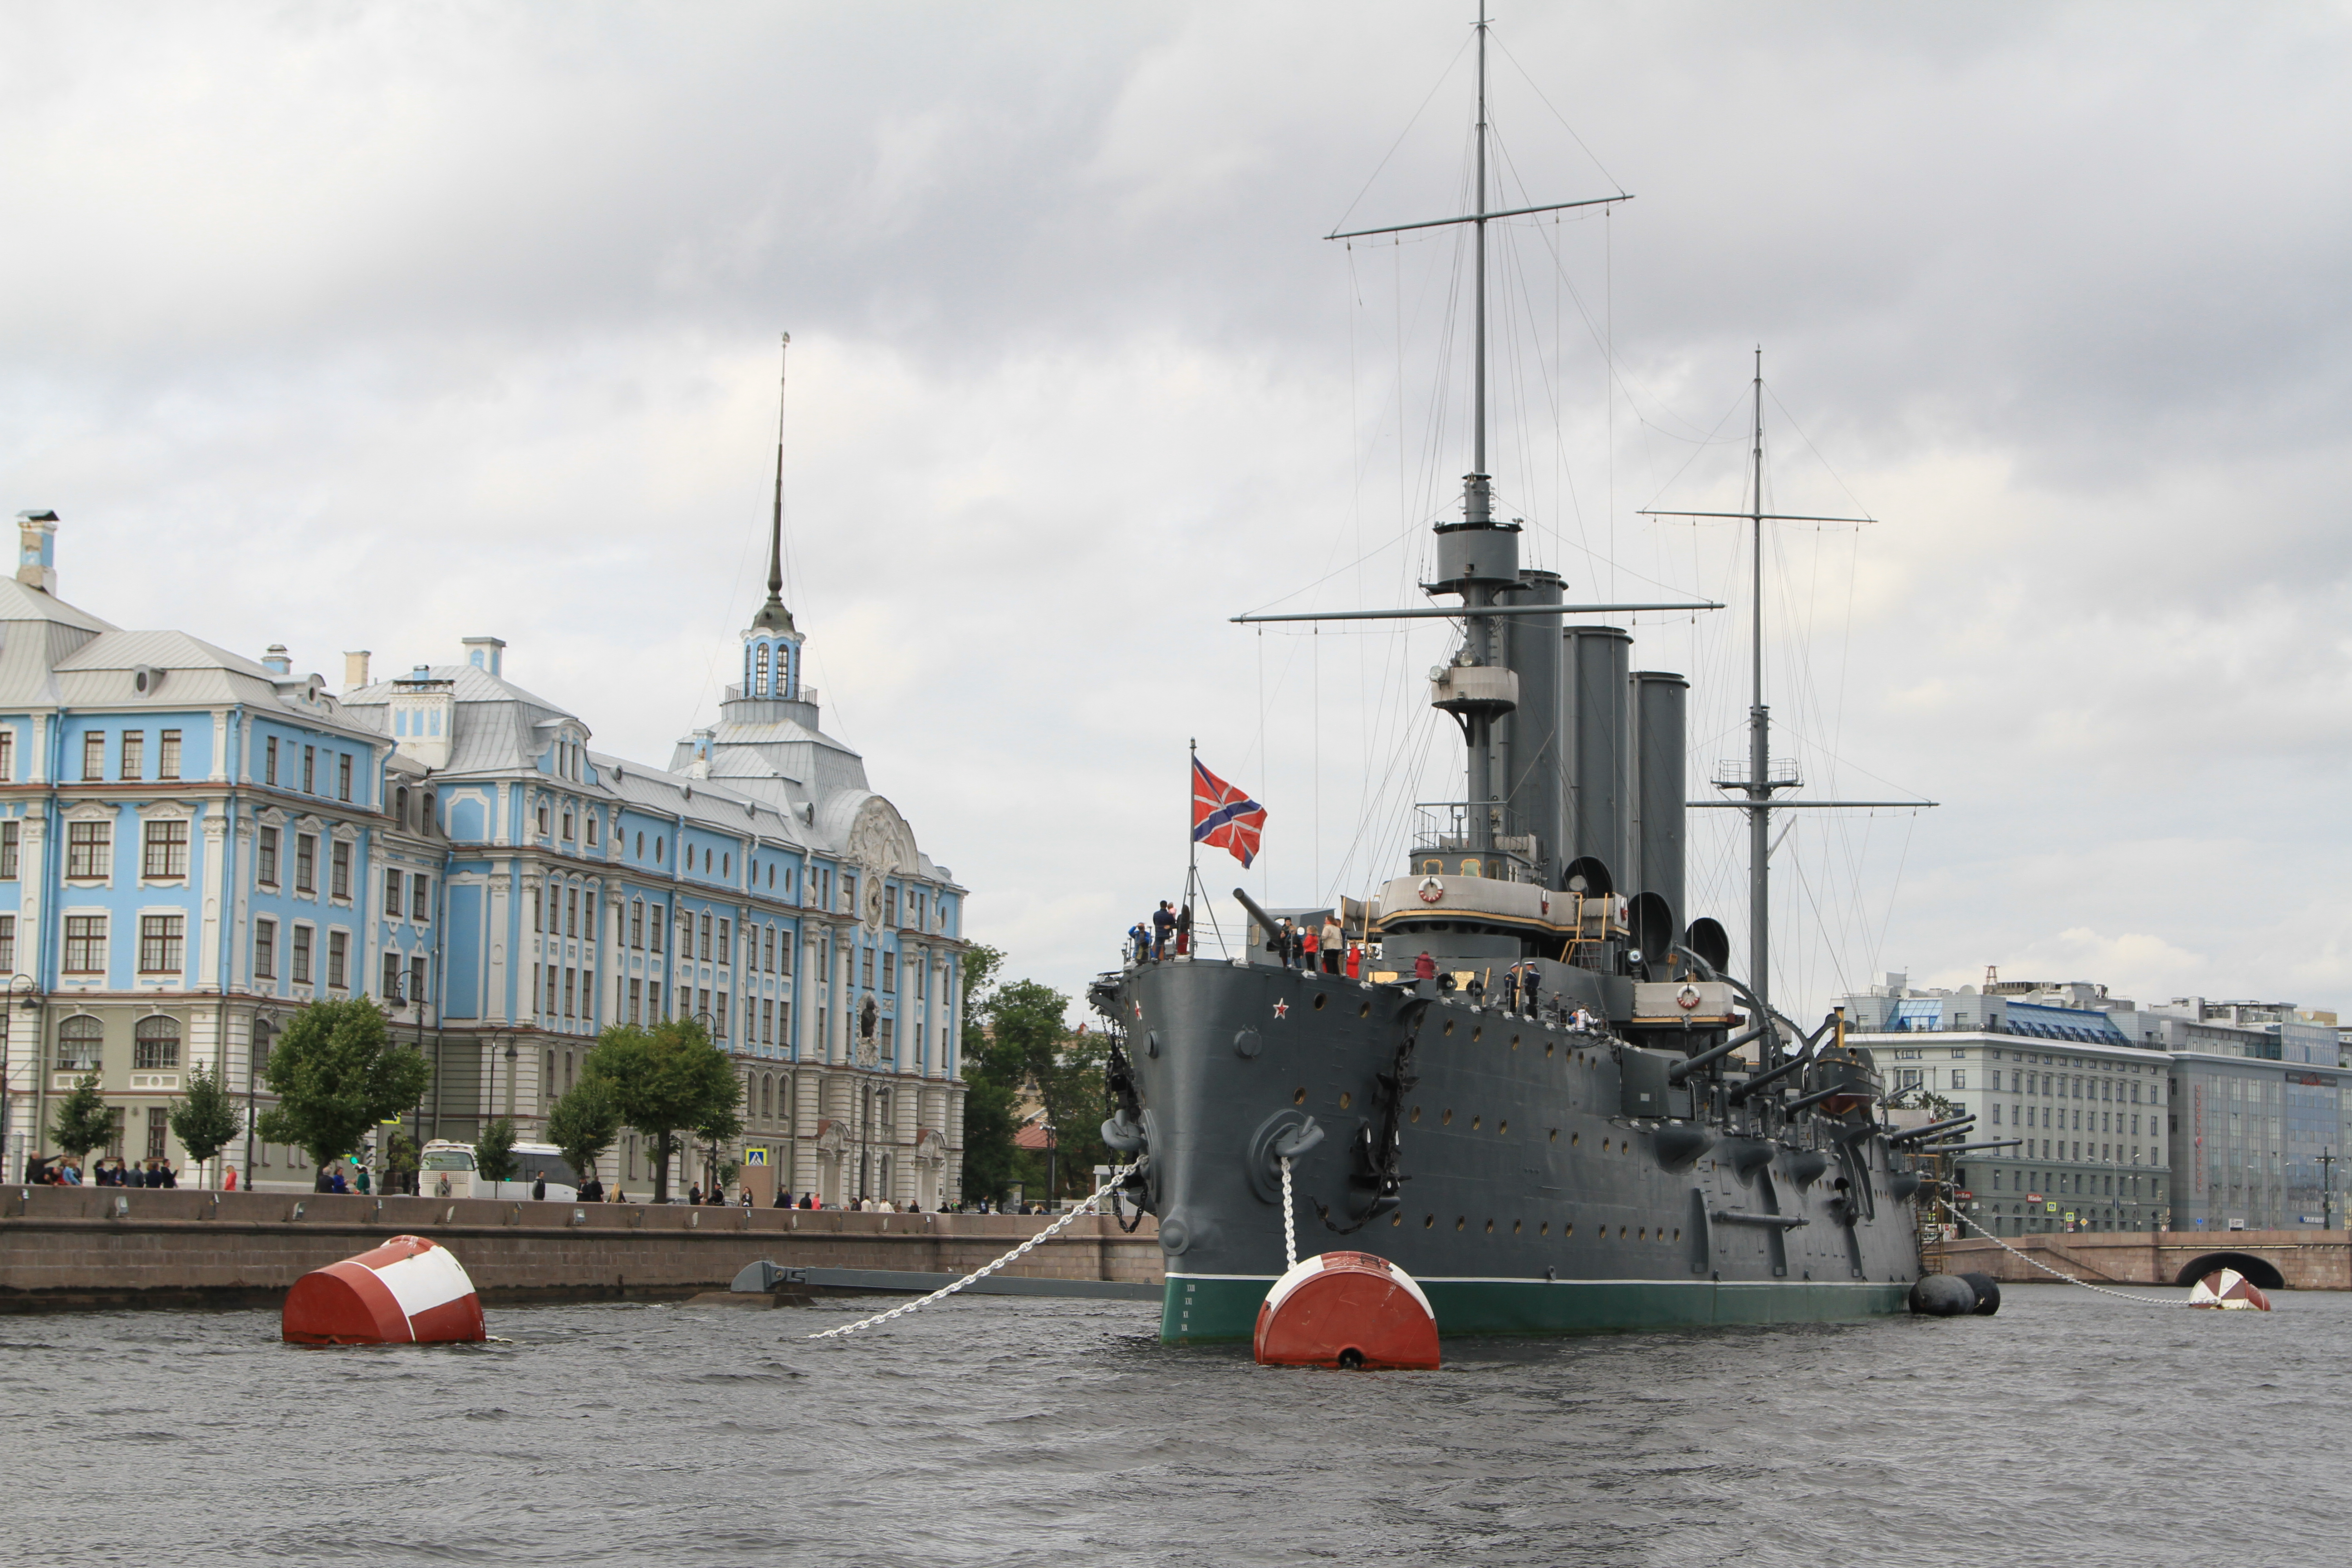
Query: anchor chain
[
  {"left": 807, "top": 1160, "right": 1142, "bottom": 1341},
  {"left": 1281, "top": 1155, "right": 1298, "bottom": 1271}
]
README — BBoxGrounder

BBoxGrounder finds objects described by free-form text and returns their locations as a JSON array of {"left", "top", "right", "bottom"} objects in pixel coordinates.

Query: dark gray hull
[{"left": 1107, "top": 956, "right": 1922, "bottom": 1343}]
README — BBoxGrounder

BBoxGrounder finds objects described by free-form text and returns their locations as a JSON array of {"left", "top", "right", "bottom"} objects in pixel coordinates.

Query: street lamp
[
  {"left": 691, "top": 1009, "right": 717, "bottom": 1196},
  {"left": 4, "top": 975, "right": 39, "bottom": 1181},
  {"left": 486, "top": 1027, "right": 516, "bottom": 1124},
  {"left": 244, "top": 1010, "right": 279, "bottom": 1190}
]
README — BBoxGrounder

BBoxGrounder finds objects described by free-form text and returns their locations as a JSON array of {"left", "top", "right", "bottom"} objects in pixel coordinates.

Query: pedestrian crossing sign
[{"left": 745, "top": 1148, "right": 768, "bottom": 1166}]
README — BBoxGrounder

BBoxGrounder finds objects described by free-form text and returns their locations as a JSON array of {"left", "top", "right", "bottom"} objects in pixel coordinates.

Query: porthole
[
  {"left": 1293, "top": 1087, "right": 1306, "bottom": 1106},
  {"left": 1546, "top": 1042, "right": 1555, "bottom": 1058},
  {"left": 1563, "top": 1222, "right": 1573, "bottom": 1237},
  {"left": 1470, "top": 1116, "right": 1481, "bottom": 1131},
  {"left": 1672, "top": 1228, "right": 1682, "bottom": 1242},
  {"left": 1617, "top": 1225, "right": 1627, "bottom": 1239},
  {"left": 1548, "top": 1128, "right": 1558, "bottom": 1142},
  {"left": 1637, "top": 1228, "right": 1646, "bottom": 1241},
  {"left": 1444, "top": 1019, "right": 1455, "bottom": 1037},
  {"left": 1359, "top": 1002, "right": 1371, "bottom": 1019},
  {"left": 1498, "top": 1120, "right": 1508, "bottom": 1137},
  {"left": 1540, "top": 1221, "right": 1550, "bottom": 1236},
  {"left": 1471, "top": 1026, "right": 1482, "bottom": 1043},
  {"left": 1338, "top": 1091, "right": 1353, "bottom": 1110},
  {"left": 1455, "top": 1216, "right": 1466, "bottom": 1231},
  {"left": 1424, "top": 1214, "right": 1436, "bottom": 1228},
  {"left": 1512, "top": 1219, "right": 1523, "bottom": 1235},
  {"left": 1392, "top": 1213, "right": 1403, "bottom": 1226},
  {"left": 1411, "top": 1106, "right": 1422, "bottom": 1123},
  {"left": 1313, "top": 994, "right": 1327, "bottom": 1011},
  {"left": 1511, "top": 1035, "right": 1520, "bottom": 1051},
  {"left": 1442, "top": 1109, "right": 1454, "bottom": 1126},
  {"left": 1484, "top": 1219, "right": 1495, "bottom": 1234},
  {"left": 1570, "top": 1132, "right": 1580, "bottom": 1147}
]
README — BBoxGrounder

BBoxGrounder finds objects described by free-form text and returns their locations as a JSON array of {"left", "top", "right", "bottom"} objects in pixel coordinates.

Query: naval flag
[{"left": 1192, "top": 758, "right": 1267, "bottom": 868}]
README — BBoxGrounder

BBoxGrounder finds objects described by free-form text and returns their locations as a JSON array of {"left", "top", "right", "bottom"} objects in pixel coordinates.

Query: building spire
[{"left": 750, "top": 332, "right": 797, "bottom": 635}]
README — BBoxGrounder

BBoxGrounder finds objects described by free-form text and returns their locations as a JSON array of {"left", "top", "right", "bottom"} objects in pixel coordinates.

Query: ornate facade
[{"left": 0, "top": 510, "right": 968, "bottom": 1204}]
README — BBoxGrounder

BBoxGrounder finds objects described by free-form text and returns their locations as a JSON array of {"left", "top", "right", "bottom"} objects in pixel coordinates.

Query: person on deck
[
  {"left": 1414, "top": 951, "right": 1438, "bottom": 982},
  {"left": 1320, "top": 915, "right": 1343, "bottom": 973},
  {"left": 1175, "top": 902, "right": 1193, "bottom": 957},
  {"left": 1300, "top": 923, "right": 1319, "bottom": 972},
  {"left": 1128, "top": 921, "right": 1151, "bottom": 964},
  {"left": 1345, "top": 943, "right": 1362, "bottom": 980},
  {"left": 1152, "top": 901, "right": 1176, "bottom": 959}
]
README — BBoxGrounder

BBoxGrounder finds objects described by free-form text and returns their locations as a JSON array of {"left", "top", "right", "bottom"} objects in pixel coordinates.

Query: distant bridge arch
[{"left": 2171, "top": 1251, "right": 2286, "bottom": 1291}]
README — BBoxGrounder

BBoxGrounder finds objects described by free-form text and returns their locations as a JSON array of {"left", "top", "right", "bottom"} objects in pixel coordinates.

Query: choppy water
[{"left": 2, "top": 1284, "right": 2342, "bottom": 1567}]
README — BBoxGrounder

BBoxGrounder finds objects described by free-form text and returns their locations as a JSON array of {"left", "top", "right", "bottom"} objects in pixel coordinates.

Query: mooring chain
[
  {"left": 1280, "top": 1155, "right": 1298, "bottom": 1272},
  {"left": 806, "top": 1161, "right": 1142, "bottom": 1341},
  {"left": 1935, "top": 1198, "right": 2188, "bottom": 1309}
]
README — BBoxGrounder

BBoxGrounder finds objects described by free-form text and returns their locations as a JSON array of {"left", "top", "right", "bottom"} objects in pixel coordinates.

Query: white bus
[{"left": 419, "top": 1139, "right": 580, "bottom": 1201}]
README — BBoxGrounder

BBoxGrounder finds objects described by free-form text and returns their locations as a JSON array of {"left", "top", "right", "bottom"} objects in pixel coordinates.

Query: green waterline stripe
[{"left": 1166, "top": 1273, "right": 1899, "bottom": 1288}]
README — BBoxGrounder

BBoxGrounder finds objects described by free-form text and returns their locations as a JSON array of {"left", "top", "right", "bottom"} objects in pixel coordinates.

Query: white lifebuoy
[
  {"left": 1417, "top": 876, "right": 1445, "bottom": 905},
  {"left": 1675, "top": 984, "right": 1702, "bottom": 1011}
]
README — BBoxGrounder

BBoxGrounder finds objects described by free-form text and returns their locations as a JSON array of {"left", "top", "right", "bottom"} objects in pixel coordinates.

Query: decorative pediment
[
  {"left": 813, "top": 1117, "right": 848, "bottom": 1154},
  {"left": 136, "top": 800, "right": 197, "bottom": 822},
  {"left": 59, "top": 800, "right": 116, "bottom": 823}
]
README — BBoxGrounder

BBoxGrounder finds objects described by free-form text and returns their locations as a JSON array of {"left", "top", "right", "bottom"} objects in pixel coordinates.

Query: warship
[{"left": 1089, "top": 17, "right": 1933, "bottom": 1343}]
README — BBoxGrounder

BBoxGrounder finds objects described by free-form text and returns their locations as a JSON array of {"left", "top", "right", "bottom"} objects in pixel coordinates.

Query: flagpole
[{"left": 1186, "top": 737, "right": 1200, "bottom": 957}]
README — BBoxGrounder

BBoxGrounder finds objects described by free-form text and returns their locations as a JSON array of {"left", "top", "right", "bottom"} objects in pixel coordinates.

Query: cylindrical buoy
[
  {"left": 2189, "top": 1268, "right": 2272, "bottom": 1311},
  {"left": 1907, "top": 1273, "right": 1977, "bottom": 1317},
  {"left": 1960, "top": 1270, "right": 2002, "bottom": 1317},
  {"left": 1254, "top": 1250, "right": 1440, "bottom": 1369},
  {"left": 283, "top": 1235, "right": 485, "bottom": 1345}
]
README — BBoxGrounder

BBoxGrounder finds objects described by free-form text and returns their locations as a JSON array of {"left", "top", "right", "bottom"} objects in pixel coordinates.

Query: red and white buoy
[
  {"left": 1254, "top": 1250, "right": 1441, "bottom": 1369},
  {"left": 2188, "top": 1267, "right": 2272, "bottom": 1311},
  {"left": 283, "top": 1235, "right": 486, "bottom": 1345}
]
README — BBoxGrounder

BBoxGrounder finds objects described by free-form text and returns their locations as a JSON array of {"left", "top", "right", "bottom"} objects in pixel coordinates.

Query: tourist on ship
[
  {"left": 1300, "top": 922, "right": 1319, "bottom": 971},
  {"left": 1320, "top": 914, "right": 1343, "bottom": 973},
  {"left": 1415, "top": 951, "right": 1438, "bottom": 981},
  {"left": 1152, "top": 901, "right": 1176, "bottom": 959}
]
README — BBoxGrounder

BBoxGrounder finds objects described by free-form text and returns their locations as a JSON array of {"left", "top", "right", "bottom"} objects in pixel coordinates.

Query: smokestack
[
  {"left": 1632, "top": 670, "right": 1689, "bottom": 941},
  {"left": 1563, "top": 625, "right": 1632, "bottom": 888},
  {"left": 262, "top": 644, "right": 292, "bottom": 676},
  {"left": 344, "top": 651, "right": 372, "bottom": 691},
  {"left": 1496, "top": 568, "right": 1564, "bottom": 877}
]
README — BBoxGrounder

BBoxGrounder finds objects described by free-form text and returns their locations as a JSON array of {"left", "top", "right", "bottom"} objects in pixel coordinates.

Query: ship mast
[{"left": 1461, "top": 10, "right": 1496, "bottom": 850}]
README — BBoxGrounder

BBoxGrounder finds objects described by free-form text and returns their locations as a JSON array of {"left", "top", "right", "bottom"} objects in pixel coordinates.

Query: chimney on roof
[
  {"left": 262, "top": 644, "right": 293, "bottom": 676},
  {"left": 344, "top": 651, "right": 371, "bottom": 691},
  {"left": 15, "top": 510, "right": 58, "bottom": 595},
  {"left": 463, "top": 636, "right": 505, "bottom": 676}
]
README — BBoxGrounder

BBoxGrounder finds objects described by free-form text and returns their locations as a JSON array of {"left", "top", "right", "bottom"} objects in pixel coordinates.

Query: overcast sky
[{"left": 5, "top": 2, "right": 2350, "bottom": 1023}]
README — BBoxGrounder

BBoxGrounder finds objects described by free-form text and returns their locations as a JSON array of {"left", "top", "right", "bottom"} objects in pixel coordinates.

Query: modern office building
[{"left": 0, "top": 510, "right": 970, "bottom": 1205}]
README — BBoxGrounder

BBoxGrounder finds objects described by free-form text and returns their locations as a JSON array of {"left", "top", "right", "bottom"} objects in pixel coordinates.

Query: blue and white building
[{"left": 0, "top": 510, "right": 970, "bottom": 1204}]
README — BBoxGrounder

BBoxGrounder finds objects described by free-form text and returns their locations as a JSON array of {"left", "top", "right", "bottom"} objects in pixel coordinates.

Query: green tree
[
  {"left": 583, "top": 1017, "right": 738, "bottom": 1203},
  {"left": 475, "top": 1117, "right": 519, "bottom": 1185},
  {"left": 50, "top": 1074, "right": 115, "bottom": 1162},
  {"left": 385, "top": 1131, "right": 421, "bottom": 1195},
  {"left": 694, "top": 1087, "right": 745, "bottom": 1196},
  {"left": 166, "top": 1063, "right": 244, "bottom": 1177},
  {"left": 959, "top": 1073, "right": 1020, "bottom": 1205},
  {"left": 545, "top": 1077, "right": 621, "bottom": 1185},
  {"left": 254, "top": 998, "right": 431, "bottom": 1174}
]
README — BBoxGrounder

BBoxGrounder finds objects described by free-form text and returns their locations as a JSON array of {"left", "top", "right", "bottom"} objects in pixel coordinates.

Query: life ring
[
  {"left": 1675, "top": 984, "right": 1702, "bottom": 1011},
  {"left": 1417, "top": 876, "right": 1445, "bottom": 905}
]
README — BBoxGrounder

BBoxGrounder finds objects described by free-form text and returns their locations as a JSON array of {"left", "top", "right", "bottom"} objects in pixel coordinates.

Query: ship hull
[{"left": 1112, "top": 956, "right": 1921, "bottom": 1345}]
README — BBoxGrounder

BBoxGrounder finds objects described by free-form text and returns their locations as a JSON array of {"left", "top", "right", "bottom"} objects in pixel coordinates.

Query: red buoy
[
  {"left": 1254, "top": 1250, "right": 1440, "bottom": 1369},
  {"left": 283, "top": 1235, "right": 486, "bottom": 1345},
  {"left": 2189, "top": 1268, "right": 2272, "bottom": 1311}
]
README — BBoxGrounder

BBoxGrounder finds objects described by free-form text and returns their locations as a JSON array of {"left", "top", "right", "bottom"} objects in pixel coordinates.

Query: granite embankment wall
[
  {"left": 0, "top": 1187, "right": 1163, "bottom": 1312},
  {"left": 1940, "top": 1230, "right": 2352, "bottom": 1291}
]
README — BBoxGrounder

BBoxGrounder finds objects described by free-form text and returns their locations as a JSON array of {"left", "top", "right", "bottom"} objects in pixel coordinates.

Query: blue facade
[{"left": 0, "top": 515, "right": 969, "bottom": 1204}]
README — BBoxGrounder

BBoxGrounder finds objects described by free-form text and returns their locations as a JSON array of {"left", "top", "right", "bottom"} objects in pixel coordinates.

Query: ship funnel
[
  {"left": 1631, "top": 671, "right": 1689, "bottom": 947},
  {"left": 1563, "top": 625, "right": 1632, "bottom": 892}
]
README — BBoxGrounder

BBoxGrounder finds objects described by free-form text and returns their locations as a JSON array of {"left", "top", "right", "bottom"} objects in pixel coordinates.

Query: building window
[
  {"left": 762, "top": 999, "right": 774, "bottom": 1044},
  {"left": 882, "top": 953, "right": 896, "bottom": 993},
  {"left": 628, "top": 977, "right": 642, "bottom": 1025},
  {"left": 716, "top": 917, "right": 730, "bottom": 962},
  {"left": 158, "top": 730, "right": 181, "bottom": 780},
  {"left": 338, "top": 754, "right": 352, "bottom": 802},
  {"left": 762, "top": 926, "right": 773, "bottom": 972},
  {"left": 121, "top": 730, "right": 144, "bottom": 779},
  {"left": 721, "top": 853, "right": 730, "bottom": 879},
  {"left": 699, "top": 913, "right": 712, "bottom": 961},
  {"left": 635, "top": 832, "right": 644, "bottom": 859},
  {"left": 66, "top": 821, "right": 112, "bottom": 879},
  {"left": 0, "top": 914, "right": 11, "bottom": 971},
  {"left": 327, "top": 930, "right": 349, "bottom": 989},
  {"left": 537, "top": 803, "right": 550, "bottom": 836},
  {"left": 265, "top": 736, "right": 279, "bottom": 786},
  {"left": 81, "top": 731, "right": 104, "bottom": 781},
  {"left": 630, "top": 899, "right": 644, "bottom": 948},
  {"left": 382, "top": 950, "right": 402, "bottom": 999},
  {"left": 330, "top": 840, "right": 351, "bottom": 899},
  {"left": 655, "top": 836, "right": 664, "bottom": 863},
  {"left": 133, "top": 1016, "right": 181, "bottom": 1069},
  {"left": 566, "top": 887, "right": 579, "bottom": 939},
  {"left": 563, "top": 968, "right": 575, "bottom": 1017},
  {"left": 257, "top": 826, "right": 279, "bottom": 887},
  {"left": 841, "top": 873, "right": 854, "bottom": 913},
  {"left": 56, "top": 1015, "right": 103, "bottom": 1072},
  {"left": 648, "top": 906, "right": 664, "bottom": 955},
  {"left": 886, "top": 885, "right": 899, "bottom": 925},
  {"left": 0, "top": 821, "right": 18, "bottom": 880},
  {"left": 302, "top": 745, "right": 316, "bottom": 793},
  {"left": 412, "top": 875, "right": 429, "bottom": 921},
  {"left": 138, "top": 914, "right": 185, "bottom": 974},
  {"left": 0, "top": 729, "right": 12, "bottom": 780},
  {"left": 142, "top": 819, "right": 189, "bottom": 879},
  {"left": 779, "top": 936, "right": 792, "bottom": 978},
  {"left": 255, "top": 919, "right": 276, "bottom": 979},
  {"left": 712, "top": 992, "right": 726, "bottom": 1039},
  {"left": 586, "top": 814, "right": 599, "bottom": 847},
  {"left": 862, "top": 947, "right": 875, "bottom": 987},
  {"left": 291, "top": 926, "right": 313, "bottom": 984},
  {"left": 545, "top": 965, "right": 558, "bottom": 1014},
  {"left": 294, "top": 834, "right": 316, "bottom": 893},
  {"left": 562, "top": 809, "right": 573, "bottom": 841},
  {"left": 64, "top": 915, "right": 107, "bottom": 973},
  {"left": 385, "top": 869, "right": 404, "bottom": 917},
  {"left": 146, "top": 1104, "right": 169, "bottom": 1159}
]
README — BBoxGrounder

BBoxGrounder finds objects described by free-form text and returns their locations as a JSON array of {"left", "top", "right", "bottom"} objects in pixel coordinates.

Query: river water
[{"left": 3, "top": 1283, "right": 2342, "bottom": 1567}]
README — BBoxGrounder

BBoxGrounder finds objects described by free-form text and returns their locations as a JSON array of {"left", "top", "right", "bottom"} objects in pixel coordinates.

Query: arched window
[
  {"left": 395, "top": 787, "right": 409, "bottom": 828},
  {"left": 421, "top": 792, "right": 436, "bottom": 834},
  {"left": 585, "top": 814, "right": 599, "bottom": 846},
  {"left": 635, "top": 832, "right": 644, "bottom": 859},
  {"left": 133, "top": 1016, "right": 181, "bottom": 1070},
  {"left": 755, "top": 644, "right": 771, "bottom": 695},
  {"left": 56, "top": 1015, "right": 103, "bottom": 1073},
  {"left": 562, "top": 809, "right": 573, "bottom": 841},
  {"left": 760, "top": 1074, "right": 773, "bottom": 1120},
  {"left": 537, "top": 803, "right": 550, "bottom": 836}
]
